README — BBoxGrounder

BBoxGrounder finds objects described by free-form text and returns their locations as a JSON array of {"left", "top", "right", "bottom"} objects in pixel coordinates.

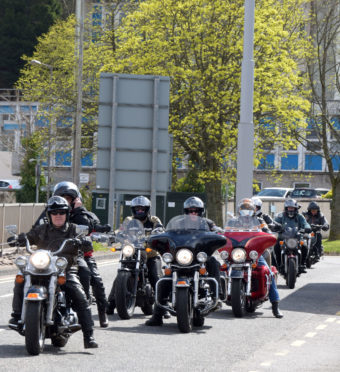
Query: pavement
[{"left": 0, "top": 249, "right": 115, "bottom": 276}]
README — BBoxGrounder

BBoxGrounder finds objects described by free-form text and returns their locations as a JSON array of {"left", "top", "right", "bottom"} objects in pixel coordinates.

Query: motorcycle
[
  {"left": 6, "top": 224, "right": 88, "bottom": 355},
  {"left": 219, "top": 216, "right": 277, "bottom": 317},
  {"left": 275, "top": 226, "right": 310, "bottom": 289},
  {"left": 104, "top": 218, "right": 154, "bottom": 319},
  {"left": 306, "top": 224, "right": 323, "bottom": 268},
  {"left": 148, "top": 214, "right": 226, "bottom": 333}
]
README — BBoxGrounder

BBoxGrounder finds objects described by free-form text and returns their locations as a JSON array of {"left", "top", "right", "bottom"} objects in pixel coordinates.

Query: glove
[
  {"left": 95, "top": 224, "right": 111, "bottom": 233},
  {"left": 18, "top": 233, "right": 27, "bottom": 246},
  {"left": 78, "top": 236, "right": 93, "bottom": 253},
  {"left": 7, "top": 236, "right": 17, "bottom": 247},
  {"left": 322, "top": 225, "right": 329, "bottom": 231},
  {"left": 304, "top": 227, "right": 312, "bottom": 233}
]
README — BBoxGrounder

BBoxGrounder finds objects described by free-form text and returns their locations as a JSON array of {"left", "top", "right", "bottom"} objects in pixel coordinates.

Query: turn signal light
[
  {"left": 300, "top": 241, "right": 304, "bottom": 246},
  {"left": 221, "top": 263, "right": 227, "bottom": 270},
  {"left": 311, "top": 232, "right": 315, "bottom": 237},
  {"left": 146, "top": 248, "right": 152, "bottom": 253},
  {"left": 279, "top": 241, "right": 284, "bottom": 246},
  {"left": 252, "top": 263, "right": 257, "bottom": 269},
  {"left": 57, "top": 276, "right": 66, "bottom": 285},
  {"left": 15, "top": 274, "right": 24, "bottom": 284},
  {"left": 199, "top": 267, "right": 206, "bottom": 275},
  {"left": 177, "top": 280, "right": 187, "bottom": 285},
  {"left": 110, "top": 247, "right": 116, "bottom": 252},
  {"left": 164, "top": 268, "right": 172, "bottom": 276}
]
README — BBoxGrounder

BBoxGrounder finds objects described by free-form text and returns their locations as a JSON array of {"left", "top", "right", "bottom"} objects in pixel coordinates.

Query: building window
[
  {"left": 258, "top": 154, "right": 275, "bottom": 169},
  {"left": 281, "top": 154, "right": 298, "bottom": 170},
  {"left": 331, "top": 155, "right": 340, "bottom": 171},
  {"left": 305, "top": 154, "right": 322, "bottom": 171},
  {"left": 56, "top": 150, "right": 71, "bottom": 166}
]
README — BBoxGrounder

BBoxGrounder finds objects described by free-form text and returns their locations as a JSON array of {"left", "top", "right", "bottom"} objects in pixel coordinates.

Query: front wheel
[
  {"left": 25, "top": 301, "right": 46, "bottom": 355},
  {"left": 286, "top": 258, "right": 296, "bottom": 289},
  {"left": 115, "top": 271, "right": 136, "bottom": 319},
  {"left": 176, "top": 287, "right": 193, "bottom": 333},
  {"left": 231, "top": 279, "right": 246, "bottom": 318}
]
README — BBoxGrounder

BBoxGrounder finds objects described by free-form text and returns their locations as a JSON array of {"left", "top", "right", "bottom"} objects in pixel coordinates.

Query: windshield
[
  {"left": 116, "top": 218, "right": 145, "bottom": 244},
  {"left": 166, "top": 215, "right": 210, "bottom": 231},
  {"left": 257, "top": 189, "right": 286, "bottom": 197},
  {"left": 225, "top": 215, "right": 264, "bottom": 232},
  {"left": 281, "top": 226, "right": 299, "bottom": 238}
]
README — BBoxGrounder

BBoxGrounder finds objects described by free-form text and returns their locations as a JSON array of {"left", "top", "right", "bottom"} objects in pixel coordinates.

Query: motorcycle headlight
[
  {"left": 55, "top": 257, "right": 68, "bottom": 271},
  {"left": 122, "top": 244, "right": 135, "bottom": 257},
  {"left": 162, "top": 253, "right": 173, "bottom": 263},
  {"left": 220, "top": 250, "right": 229, "bottom": 260},
  {"left": 286, "top": 238, "right": 298, "bottom": 249},
  {"left": 15, "top": 256, "right": 27, "bottom": 269},
  {"left": 197, "top": 252, "right": 207, "bottom": 263},
  {"left": 231, "top": 248, "right": 246, "bottom": 263},
  {"left": 30, "top": 251, "right": 51, "bottom": 270},
  {"left": 249, "top": 250, "right": 258, "bottom": 260},
  {"left": 176, "top": 249, "right": 193, "bottom": 266}
]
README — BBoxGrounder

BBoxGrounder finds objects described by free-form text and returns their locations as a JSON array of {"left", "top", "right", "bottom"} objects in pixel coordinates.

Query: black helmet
[
  {"left": 183, "top": 197, "right": 205, "bottom": 217},
  {"left": 53, "top": 181, "right": 80, "bottom": 201},
  {"left": 237, "top": 198, "right": 256, "bottom": 217},
  {"left": 284, "top": 199, "right": 299, "bottom": 218},
  {"left": 46, "top": 196, "right": 70, "bottom": 223},
  {"left": 307, "top": 201, "right": 320, "bottom": 212},
  {"left": 131, "top": 196, "right": 151, "bottom": 220}
]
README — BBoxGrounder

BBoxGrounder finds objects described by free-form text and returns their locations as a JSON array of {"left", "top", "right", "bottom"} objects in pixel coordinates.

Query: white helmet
[{"left": 251, "top": 197, "right": 262, "bottom": 216}]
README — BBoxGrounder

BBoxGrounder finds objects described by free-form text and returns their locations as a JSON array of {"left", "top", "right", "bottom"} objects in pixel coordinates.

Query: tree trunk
[
  {"left": 328, "top": 180, "right": 340, "bottom": 241},
  {"left": 205, "top": 179, "right": 223, "bottom": 227}
]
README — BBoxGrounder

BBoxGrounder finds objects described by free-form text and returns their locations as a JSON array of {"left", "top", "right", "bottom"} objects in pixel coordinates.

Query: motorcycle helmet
[
  {"left": 251, "top": 197, "right": 262, "bottom": 216},
  {"left": 307, "top": 201, "right": 320, "bottom": 213},
  {"left": 53, "top": 181, "right": 81, "bottom": 201},
  {"left": 46, "top": 196, "right": 70, "bottom": 223},
  {"left": 183, "top": 197, "right": 205, "bottom": 216},
  {"left": 131, "top": 196, "right": 151, "bottom": 220},
  {"left": 237, "top": 198, "right": 256, "bottom": 217},
  {"left": 284, "top": 198, "right": 300, "bottom": 218}
]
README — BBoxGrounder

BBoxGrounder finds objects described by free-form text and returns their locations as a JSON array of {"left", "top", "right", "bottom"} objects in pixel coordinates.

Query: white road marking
[
  {"left": 260, "top": 361, "right": 272, "bottom": 367},
  {"left": 337, "top": 320, "right": 340, "bottom": 324},
  {"left": 97, "top": 260, "right": 118, "bottom": 267},
  {"left": 305, "top": 332, "right": 317, "bottom": 338},
  {"left": 325, "top": 317, "right": 336, "bottom": 323},
  {"left": 275, "top": 350, "right": 289, "bottom": 356},
  {"left": 0, "top": 293, "right": 13, "bottom": 298},
  {"left": 291, "top": 340, "right": 306, "bottom": 347},
  {"left": 316, "top": 324, "right": 327, "bottom": 330}
]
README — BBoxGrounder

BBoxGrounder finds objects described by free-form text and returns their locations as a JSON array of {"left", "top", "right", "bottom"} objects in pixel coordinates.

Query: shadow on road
[{"left": 278, "top": 282, "right": 340, "bottom": 315}]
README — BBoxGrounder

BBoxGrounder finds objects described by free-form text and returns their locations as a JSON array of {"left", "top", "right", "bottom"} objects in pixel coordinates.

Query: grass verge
[{"left": 323, "top": 239, "right": 340, "bottom": 255}]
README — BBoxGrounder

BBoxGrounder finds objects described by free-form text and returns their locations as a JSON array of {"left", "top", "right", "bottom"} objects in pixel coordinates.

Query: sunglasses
[
  {"left": 188, "top": 209, "right": 199, "bottom": 214},
  {"left": 50, "top": 210, "right": 67, "bottom": 216},
  {"left": 135, "top": 206, "right": 146, "bottom": 211}
]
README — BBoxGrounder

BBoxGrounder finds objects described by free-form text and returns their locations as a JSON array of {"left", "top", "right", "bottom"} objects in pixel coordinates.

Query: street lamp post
[
  {"left": 29, "top": 156, "right": 41, "bottom": 203},
  {"left": 30, "top": 59, "right": 53, "bottom": 200}
]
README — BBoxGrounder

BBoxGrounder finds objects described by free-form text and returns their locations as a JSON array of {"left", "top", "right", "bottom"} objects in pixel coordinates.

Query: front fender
[{"left": 25, "top": 285, "right": 48, "bottom": 301}]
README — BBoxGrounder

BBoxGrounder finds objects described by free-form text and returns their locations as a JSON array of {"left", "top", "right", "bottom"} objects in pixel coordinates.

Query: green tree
[
  {"left": 0, "top": 0, "right": 62, "bottom": 88},
  {"left": 16, "top": 131, "right": 47, "bottom": 203},
  {"left": 103, "top": 0, "right": 311, "bottom": 225}
]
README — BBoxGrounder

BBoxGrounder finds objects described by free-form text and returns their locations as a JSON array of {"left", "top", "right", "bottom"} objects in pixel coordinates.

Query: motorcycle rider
[
  {"left": 145, "top": 196, "right": 223, "bottom": 326},
  {"left": 273, "top": 199, "right": 312, "bottom": 273},
  {"left": 107, "top": 196, "right": 165, "bottom": 316},
  {"left": 251, "top": 197, "right": 281, "bottom": 231},
  {"left": 53, "top": 181, "right": 109, "bottom": 328},
  {"left": 227, "top": 198, "right": 283, "bottom": 318},
  {"left": 8, "top": 196, "right": 98, "bottom": 348},
  {"left": 303, "top": 201, "right": 329, "bottom": 258}
]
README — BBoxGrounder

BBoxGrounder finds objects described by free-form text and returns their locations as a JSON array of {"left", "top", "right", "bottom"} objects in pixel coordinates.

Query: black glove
[
  {"left": 7, "top": 236, "right": 17, "bottom": 247},
  {"left": 78, "top": 236, "right": 93, "bottom": 253},
  {"left": 322, "top": 224, "right": 329, "bottom": 231},
  {"left": 304, "top": 227, "right": 312, "bottom": 233},
  {"left": 18, "top": 233, "right": 27, "bottom": 246},
  {"left": 95, "top": 224, "right": 111, "bottom": 233}
]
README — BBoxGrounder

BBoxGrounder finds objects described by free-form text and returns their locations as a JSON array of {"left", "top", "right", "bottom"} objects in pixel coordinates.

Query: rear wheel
[
  {"left": 25, "top": 302, "right": 46, "bottom": 355},
  {"left": 176, "top": 287, "right": 193, "bottom": 333},
  {"left": 231, "top": 279, "right": 246, "bottom": 317},
  {"left": 286, "top": 258, "right": 296, "bottom": 289},
  {"left": 115, "top": 271, "right": 136, "bottom": 319}
]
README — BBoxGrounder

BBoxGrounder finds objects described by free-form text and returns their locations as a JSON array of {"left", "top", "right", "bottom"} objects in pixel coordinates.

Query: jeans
[{"left": 257, "top": 255, "right": 280, "bottom": 303}]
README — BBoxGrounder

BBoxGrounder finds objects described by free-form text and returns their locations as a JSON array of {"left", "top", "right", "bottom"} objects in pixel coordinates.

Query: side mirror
[
  {"left": 5, "top": 225, "right": 17, "bottom": 235},
  {"left": 76, "top": 225, "right": 89, "bottom": 236}
]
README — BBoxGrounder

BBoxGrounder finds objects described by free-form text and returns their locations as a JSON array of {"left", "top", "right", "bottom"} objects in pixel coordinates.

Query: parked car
[
  {"left": 290, "top": 188, "right": 329, "bottom": 199},
  {"left": 0, "top": 179, "right": 22, "bottom": 190},
  {"left": 255, "top": 187, "right": 293, "bottom": 200}
]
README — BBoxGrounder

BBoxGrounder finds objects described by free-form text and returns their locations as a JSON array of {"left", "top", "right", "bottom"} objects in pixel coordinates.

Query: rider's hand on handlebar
[
  {"left": 7, "top": 236, "right": 17, "bottom": 247},
  {"left": 17, "top": 233, "right": 27, "bottom": 246},
  {"left": 95, "top": 224, "right": 111, "bottom": 233}
]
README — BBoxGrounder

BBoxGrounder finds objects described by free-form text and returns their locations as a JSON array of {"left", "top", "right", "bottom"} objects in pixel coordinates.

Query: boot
[
  {"left": 98, "top": 310, "right": 109, "bottom": 328},
  {"left": 299, "top": 264, "right": 307, "bottom": 274},
  {"left": 84, "top": 331, "right": 99, "bottom": 349},
  {"left": 163, "top": 310, "right": 171, "bottom": 319},
  {"left": 271, "top": 301, "right": 283, "bottom": 318},
  {"left": 106, "top": 300, "right": 115, "bottom": 315},
  {"left": 145, "top": 313, "right": 163, "bottom": 326},
  {"left": 9, "top": 316, "right": 20, "bottom": 327}
]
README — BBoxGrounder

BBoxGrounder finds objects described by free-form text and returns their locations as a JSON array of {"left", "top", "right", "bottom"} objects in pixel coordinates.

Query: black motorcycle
[
  {"left": 7, "top": 224, "right": 88, "bottom": 355},
  {"left": 276, "top": 226, "right": 309, "bottom": 289},
  {"left": 306, "top": 224, "right": 323, "bottom": 268},
  {"left": 106, "top": 218, "right": 154, "bottom": 319},
  {"left": 148, "top": 215, "right": 226, "bottom": 333}
]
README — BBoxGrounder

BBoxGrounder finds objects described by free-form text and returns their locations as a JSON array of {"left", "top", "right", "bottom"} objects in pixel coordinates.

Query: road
[{"left": 0, "top": 256, "right": 339, "bottom": 372}]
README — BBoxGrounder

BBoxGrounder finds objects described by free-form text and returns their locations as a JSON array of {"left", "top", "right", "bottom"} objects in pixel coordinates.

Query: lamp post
[
  {"left": 30, "top": 59, "right": 53, "bottom": 200},
  {"left": 235, "top": 0, "right": 256, "bottom": 205},
  {"left": 29, "top": 156, "right": 41, "bottom": 203}
]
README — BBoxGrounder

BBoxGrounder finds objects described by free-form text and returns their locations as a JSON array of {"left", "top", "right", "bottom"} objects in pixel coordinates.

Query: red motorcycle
[{"left": 219, "top": 216, "right": 277, "bottom": 317}]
